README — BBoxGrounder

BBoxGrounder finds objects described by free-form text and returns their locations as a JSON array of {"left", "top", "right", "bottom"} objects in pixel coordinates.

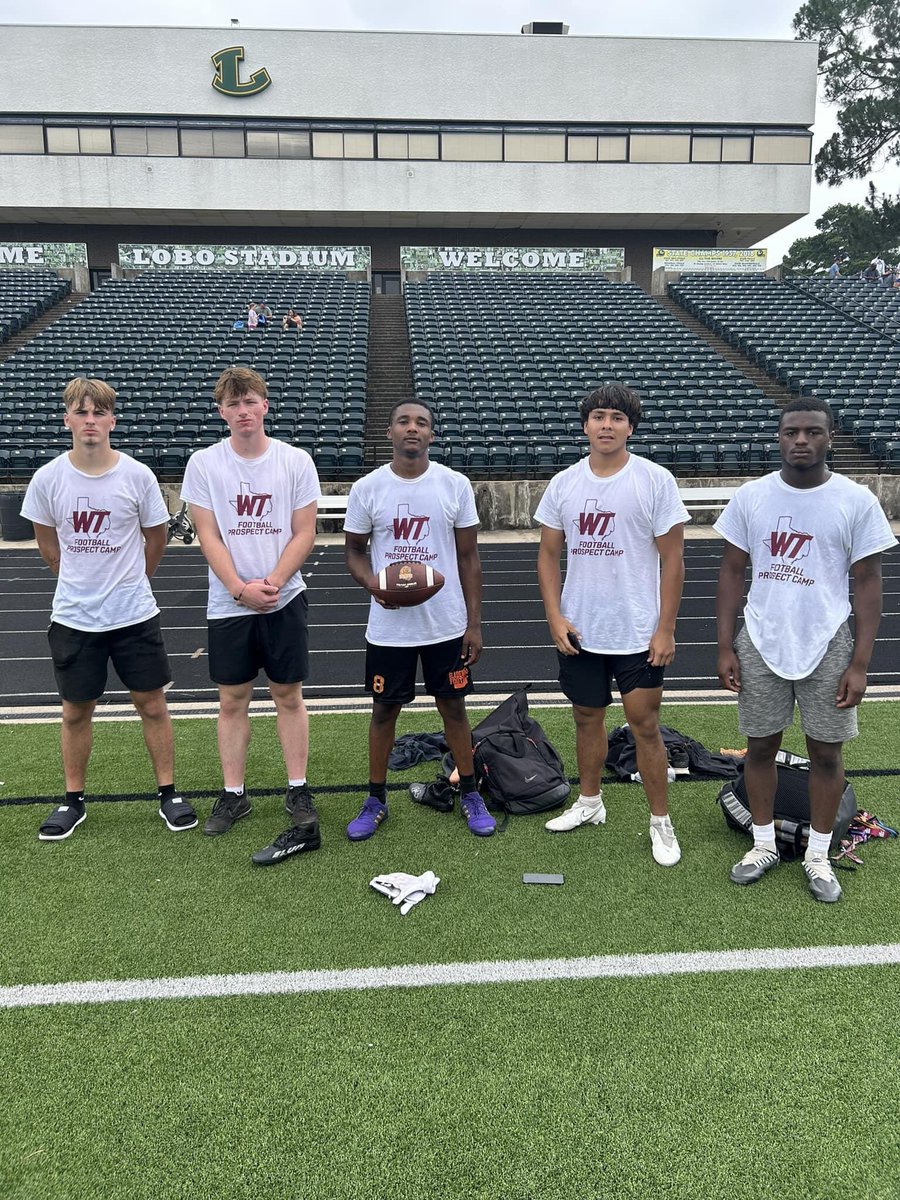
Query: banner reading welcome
[
  {"left": 652, "top": 247, "right": 767, "bottom": 273},
  {"left": 118, "top": 244, "right": 371, "bottom": 270},
  {"left": 0, "top": 242, "right": 88, "bottom": 268},
  {"left": 401, "top": 246, "right": 625, "bottom": 273}
]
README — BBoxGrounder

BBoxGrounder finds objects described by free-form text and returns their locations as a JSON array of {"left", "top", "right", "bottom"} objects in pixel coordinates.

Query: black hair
[
  {"left": 779, "top": 397, "right": 834, "bottom": 434},
  {"left": 578, "top": 383, "right": 641, "bottom": 432},
  {"left": 388, "top": 399, "right": 435, "bottom": 428}
]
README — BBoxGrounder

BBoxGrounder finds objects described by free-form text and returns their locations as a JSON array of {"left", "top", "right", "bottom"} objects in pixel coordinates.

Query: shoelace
[
  {"left": 804, "top": 855, "right": 836, "bottom": 881},
  {"left": 743, "top": 845, "right": 777, "bottom": 866},
  {"left": 273, "top": 827, "right": 303, "bottom": 849},
  {"left": 463, "top": 794, "right": 489, "bottom": 817}
]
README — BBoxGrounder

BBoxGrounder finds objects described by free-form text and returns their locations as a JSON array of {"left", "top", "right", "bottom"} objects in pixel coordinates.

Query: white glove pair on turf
[{"left": 370, "top": 871, "right": 439, "bottom": 915}]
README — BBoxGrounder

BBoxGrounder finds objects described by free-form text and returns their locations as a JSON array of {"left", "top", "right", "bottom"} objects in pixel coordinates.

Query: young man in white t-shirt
[
  {"left": 535, "top": 384, "right": 690, "bottom": 865},
  {"left": 716, "top": 397, "right": 896, "bottom": 902},
  {"left": 181, "top": 366, "right": 321, "bottom": 866},
  {"left": 21, "top": 378, "right": 195, "bottom": 840},
  {"left": 343, "top": 400, "right": 495, "bottom": 839}
]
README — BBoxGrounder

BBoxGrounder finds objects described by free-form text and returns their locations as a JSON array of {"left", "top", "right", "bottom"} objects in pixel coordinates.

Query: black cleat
[
  {"left": 204, "top": 790, "right": 252, "bottom": 836},
  {"left": 409, "top": 776, "right": 456, "bottom": 813},
  {"left": 284, "top": 783, "right": 320, "bottom": 834},
  {"left": 251, "top": 825, "right": 322, "bottom": 866}
]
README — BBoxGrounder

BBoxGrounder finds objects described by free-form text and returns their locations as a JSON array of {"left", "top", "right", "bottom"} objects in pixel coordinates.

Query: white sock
[
  {"left": 225, "top": 785, "right": 244, "bottom": 796},
  {"left": 806, "top": 827, "right": 832, "bottom": 859},
  {"left": 650, "top": 813, "right": 671, "bottom": 828},
  {"left": 752, "top": 821, "right": 776, "bottom": 850},
  {"left": 288, "top": 778, "right": 306, "bottom": 788},
  {"left": 578, "top": 793, "right": 602, "bottom": 807}
]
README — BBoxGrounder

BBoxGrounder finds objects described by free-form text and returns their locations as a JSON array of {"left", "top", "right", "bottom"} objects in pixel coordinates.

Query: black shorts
[
  {"left": 48, "top": 614, "right": 171, "bottom": 704},
  {"left": 365, "top": 636, "right": 474, "bottom": 706},
  {"left": 208, "top": 592, "right": 309, "bottom": 686},
  {"left": 558, "top": 648, "right": 665, "bottom": 709}
]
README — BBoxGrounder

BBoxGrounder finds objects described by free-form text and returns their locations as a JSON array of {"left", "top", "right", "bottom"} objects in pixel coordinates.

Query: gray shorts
[{"left": 734, "top": 623, "right": 858, "bottom": 744}]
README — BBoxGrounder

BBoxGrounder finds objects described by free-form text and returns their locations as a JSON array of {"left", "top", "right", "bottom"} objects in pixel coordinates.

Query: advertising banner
[
  {"left": 401, "top": 246, "right": 625, "bottom": 272},
  {"left": 0, "top": 242, "right": 88, "bottom": 268},
  {"left": 118, "top": 244, "right": 371, "bottom": 270},
  {"left": 652, "top": 247, "right": 768, "bottom": 273}
]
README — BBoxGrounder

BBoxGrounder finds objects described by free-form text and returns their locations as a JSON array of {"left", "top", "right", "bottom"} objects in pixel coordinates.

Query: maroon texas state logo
[
  {"left": 67, "top": 496, "right": 111, "bottom": 534},
  {"left": 230, "top": 481, "right": 273, "bottom": 518},
  {"left": 391, "top": 503, "right": 430, "bottom": 542},
  {"left": 574, "top": 499, "right": 616, "bottom": 538},
  {"left": 766, "top": 516, "right": 813, "bottom": 561}
]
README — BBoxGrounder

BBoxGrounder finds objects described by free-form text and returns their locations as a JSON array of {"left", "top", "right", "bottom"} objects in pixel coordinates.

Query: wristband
[{"left": 234, "top": 585, "right": 246, "bottom": 603}]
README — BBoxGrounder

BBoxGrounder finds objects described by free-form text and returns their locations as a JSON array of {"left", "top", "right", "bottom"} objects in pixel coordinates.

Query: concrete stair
[
  {"left": 0, "top": 292, "right": 89, "bottom": 363},
  {"left": 365, "top": 294, "right": 414, "bottom": 466}
]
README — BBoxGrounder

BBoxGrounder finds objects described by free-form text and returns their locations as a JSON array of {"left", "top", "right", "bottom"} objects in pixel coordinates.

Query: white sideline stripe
[{"left": 2, "top": 943, "right": 899, "bottom": 1011}]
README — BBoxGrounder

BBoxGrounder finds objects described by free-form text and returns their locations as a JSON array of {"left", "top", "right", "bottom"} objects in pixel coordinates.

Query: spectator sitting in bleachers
[
  {"left": 246, "top": 305, "right": 259, "bottom": 330},
  {"left": 282, "top": 308, "right": 303, "bottom": 332},
  {"left": 253, "top": 300, "right": 272, "bottom": 327}
]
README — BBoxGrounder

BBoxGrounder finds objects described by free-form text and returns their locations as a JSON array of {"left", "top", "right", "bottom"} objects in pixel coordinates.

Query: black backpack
[
  {"left": 717, "top": 750, "right": 857, "bottom": 859},
  {"left": 471, "top": 690, "right": 571, "bottom": 816}
]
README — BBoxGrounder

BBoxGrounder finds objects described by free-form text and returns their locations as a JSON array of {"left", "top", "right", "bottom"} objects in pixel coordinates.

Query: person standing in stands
[
  {"left": 21, "top": 377, "right": 195, "bottom": 840},
  {"left": 181, "top": 366, "right": 321, "bottom": 866},
  {"left": 827, "top": 258, "right": 841, "bottom": 281},
  {"left": 716, "top": 397, "right": 896, "bottom": 902},
  {"left": 535, "top": 383, "right": 689, "bottom": 866},
  {"left": 343, "top": 400, "right": 495, "bottom": 840}
]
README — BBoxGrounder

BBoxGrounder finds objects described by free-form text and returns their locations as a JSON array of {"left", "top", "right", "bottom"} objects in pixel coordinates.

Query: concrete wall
[{"left": 0, "top": 26, "right": 818, "bottom": 125}]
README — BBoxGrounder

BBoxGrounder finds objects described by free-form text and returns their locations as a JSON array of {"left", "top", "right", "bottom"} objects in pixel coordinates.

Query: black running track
[{"left": 2, "top": 540, "right": 899, "bottom": 712}]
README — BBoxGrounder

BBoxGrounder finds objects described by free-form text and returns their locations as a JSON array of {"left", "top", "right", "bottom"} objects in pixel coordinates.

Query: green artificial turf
[
  {"left": 1, "top": 704, "right": 898, "bottom": 987},
  {"left": 1, "top": 703, "right": 898, "bottom": 1199},
  {"left": 1, "top": 967, "right": 898, "bottom": 1200}
]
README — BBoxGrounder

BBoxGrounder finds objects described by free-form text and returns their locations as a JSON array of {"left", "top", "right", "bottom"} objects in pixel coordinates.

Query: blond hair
[{"left": 62, "top": 377, "right": 117, "bottom": 414}]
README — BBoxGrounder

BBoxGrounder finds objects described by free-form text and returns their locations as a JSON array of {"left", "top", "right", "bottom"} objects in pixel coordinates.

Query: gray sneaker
[
  {"left": 204, "top": 790, "right": 252, "bottom": 836},
  {"left": 730, "top": 844, "right": 780, "bottom": 885},
  {"left": 803, "top": 854, "right": 842, "bottom": 903}
]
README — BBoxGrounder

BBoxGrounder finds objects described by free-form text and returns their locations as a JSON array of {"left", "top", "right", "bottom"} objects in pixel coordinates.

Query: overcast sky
[{"left": 5, "top": 0, "right": 899, "bottom": 263}]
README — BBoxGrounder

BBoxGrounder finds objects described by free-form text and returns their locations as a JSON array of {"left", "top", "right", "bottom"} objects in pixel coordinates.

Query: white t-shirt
[
  {"left": 20, "top": 451, "right": 168, "bottom": 632},
  {"left": 534, "top": 454, "right": 690, "bottom": 654},
  {"left": 714, "top": 471, "right": 897, "bottom": 679},
  {"left": 181, "top": 438, "right": 320, "bottom": 619},
  {"left": 344, "top": 461, "right": 479, "bottom": 647}
]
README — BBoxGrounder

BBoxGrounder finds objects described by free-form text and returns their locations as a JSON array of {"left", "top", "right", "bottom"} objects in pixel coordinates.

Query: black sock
[
  {"left": 369, "top": 781, "right": 387, "bottom": 803},
  {"left": 65, "top": 790, "right": 85, "bottom": 809},
  {"left": 459, "top": 773, "right": 476, "bottom": 795},
  {"left": 158, "top": 784, "right": 177, "bottom": 802}
]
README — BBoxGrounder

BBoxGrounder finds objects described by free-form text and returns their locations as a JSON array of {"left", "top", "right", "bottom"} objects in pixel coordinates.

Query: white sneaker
[
  {"left": 545, "top": 793, "right": 606, "bottom": 832},
  {"left": 649, "top": 816, "right": 681, "bottom": 866}
]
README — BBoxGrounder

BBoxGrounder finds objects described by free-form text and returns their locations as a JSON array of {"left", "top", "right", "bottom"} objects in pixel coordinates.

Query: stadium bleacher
[
  {"left": 669, "top": 273, "right": 900, "bottom": 469},
  {"left": 406, "top": 273, "right": 782, "bottom": 476},
  {"left": 0, "top": 269, "right": 70, "bottom": 345},
  {"left": 0, "top": 271, "right": 368, "bottom": 481}
]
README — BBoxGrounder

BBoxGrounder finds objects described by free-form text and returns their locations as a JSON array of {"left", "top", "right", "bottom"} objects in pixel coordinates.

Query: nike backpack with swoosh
[{"left": 471, "top": 689, "right": 571, "bottom": 816}]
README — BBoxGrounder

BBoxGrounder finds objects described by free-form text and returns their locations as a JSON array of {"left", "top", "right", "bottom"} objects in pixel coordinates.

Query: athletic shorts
[
  {"left": 48, "top": 614, "right": 171, "bottom": 704},
  {"left": 735, "top": 623, "right": 858, "bottom": 743},
  {"left": 365, "top": 635, "right": 474, "bottom": 706},
  {"left": 208, "top": 592, "right": 309, "bottom": 686},
  {"left": 557, "top": 647, "right": 665, "bottom": 710}
]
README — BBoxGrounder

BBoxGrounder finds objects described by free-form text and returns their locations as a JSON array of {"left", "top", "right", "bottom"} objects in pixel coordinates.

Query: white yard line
[{"left": 2, "top": 943, "right": 898, "bottom": 1011}]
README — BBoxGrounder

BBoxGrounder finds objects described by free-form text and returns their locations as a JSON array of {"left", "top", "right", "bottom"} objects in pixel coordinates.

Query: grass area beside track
[{"left": 1, "top": 702, "right": 898, "bottom": 1199}]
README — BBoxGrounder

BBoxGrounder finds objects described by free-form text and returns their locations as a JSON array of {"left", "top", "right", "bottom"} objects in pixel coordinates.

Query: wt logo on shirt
[
  {"left": 230, "top": 482, "right": 273, "bottom": 518},
  {"left": 767, "top": 516, "right": 813, "bottom": 561},
  {"left": 575, "top": 499, "right": 616, "bottom": 538},
  {"left": 393, "top": 503, "right": 430, "bottom": 542},
  {"left": 68, "top": 497, "right": 111, "bottom": 534}
]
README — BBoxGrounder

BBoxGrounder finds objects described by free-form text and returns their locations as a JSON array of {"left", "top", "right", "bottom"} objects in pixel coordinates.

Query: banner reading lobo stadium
[
  {"left": 401, "top": 246, "right": 625, "bottom": 272},
  {"left": 118, "top": 244, "right": 371, "bottom": 270},
  {"left": 652, "top": 247, "right": 768, "bottom": 273},
  {"left": 0, "top": 242, "right": 88, "bottom": 268}
]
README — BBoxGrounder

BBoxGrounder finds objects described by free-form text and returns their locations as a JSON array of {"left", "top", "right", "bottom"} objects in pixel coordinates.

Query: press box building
[{"left": 0, "top": 22, "right": 818, "bottom": 289}]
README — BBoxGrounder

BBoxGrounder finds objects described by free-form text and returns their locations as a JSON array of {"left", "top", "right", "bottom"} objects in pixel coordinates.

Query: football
[{"left": 371, "top": 560, "right": 445, "bottom": 607}]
